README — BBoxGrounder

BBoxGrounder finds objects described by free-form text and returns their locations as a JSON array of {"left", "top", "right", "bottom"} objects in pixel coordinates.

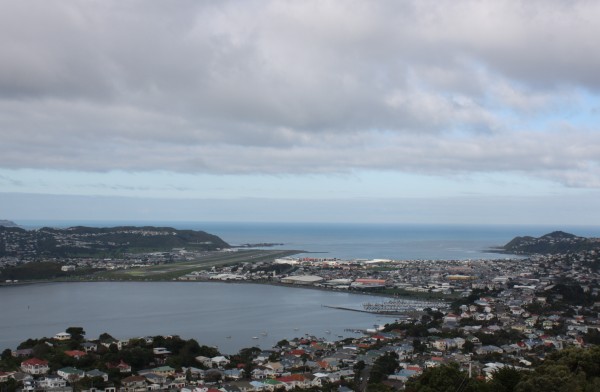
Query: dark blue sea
[{"left": 17, "top": 221, "right": 600, "bottom": 260}]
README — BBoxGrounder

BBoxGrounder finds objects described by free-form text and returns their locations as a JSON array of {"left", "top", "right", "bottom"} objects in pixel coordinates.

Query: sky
[{"left": 1, "top": 0, "right": 600, "bottom": 224}]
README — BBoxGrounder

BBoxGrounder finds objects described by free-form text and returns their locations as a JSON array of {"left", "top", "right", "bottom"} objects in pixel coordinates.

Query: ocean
[
  {"left": 4, "top": 221, "right": 600, "bottom": 353},
  {"left": 16, "top": 221, "right": 600, "bottom": 260}
]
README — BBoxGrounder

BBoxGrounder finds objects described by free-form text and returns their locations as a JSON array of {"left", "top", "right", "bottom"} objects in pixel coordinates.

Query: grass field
[{"left": 95, "top": 249, "right": 303, "bottom": 281}]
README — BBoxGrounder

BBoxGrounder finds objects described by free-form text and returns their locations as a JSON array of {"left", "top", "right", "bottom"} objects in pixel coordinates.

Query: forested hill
[
  {"left": 501, "top": 231, "right": 600, "bottom": 255},
  {"left": 0, "top": 225, "right": 230, "bottom": 258}
]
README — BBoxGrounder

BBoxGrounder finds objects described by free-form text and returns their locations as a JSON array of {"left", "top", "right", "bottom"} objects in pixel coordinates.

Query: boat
[
  {"left": 252, "top": 336, "right": 259, "bottom": 339},
  {"left": 261, "top": 332, "right": 268, "bottom": 336}
]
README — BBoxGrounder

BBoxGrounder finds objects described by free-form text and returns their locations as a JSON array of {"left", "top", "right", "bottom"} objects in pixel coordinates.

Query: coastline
[{"left": 0, "top": 276, "right": 452, "bottom": 312}]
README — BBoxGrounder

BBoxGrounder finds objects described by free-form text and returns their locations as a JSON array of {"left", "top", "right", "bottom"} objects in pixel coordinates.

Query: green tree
[
  {"left": 515, "top": 347, "right": 600, "bottom": 392},
  {"left": 406, "top": 362, "right": 483, "bottom": 392},
  {"left": 0, "top": 378, "right": 19, "bottom": 392},
  {"left": 276, "top": 339, "right": 289, "bottom": 347},
  {"left": 368, "top": 352, "right": 399, "bottom": 384},
  {"left": 489, "top": 367, "right": 523, "bottom": 392},
  {"left": 65, "top": 327, "right": 85, "bottom": 341}
]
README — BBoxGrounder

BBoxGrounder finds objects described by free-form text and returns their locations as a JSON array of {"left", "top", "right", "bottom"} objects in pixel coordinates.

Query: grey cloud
[{"left": 1, "top": 0, "right": 600, "bottom": 186}]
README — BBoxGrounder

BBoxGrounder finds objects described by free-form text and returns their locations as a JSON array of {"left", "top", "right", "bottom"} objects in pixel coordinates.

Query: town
[{"left": 1, "top": 240, "right": 600, "bottom": 391}]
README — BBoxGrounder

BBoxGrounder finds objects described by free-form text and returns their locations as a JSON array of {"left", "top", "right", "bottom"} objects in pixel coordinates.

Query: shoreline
[{"left": 0, "top": 277, "right": 453, "bottom": 306}]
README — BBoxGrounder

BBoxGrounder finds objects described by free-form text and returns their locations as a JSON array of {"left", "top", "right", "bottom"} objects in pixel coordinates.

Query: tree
[
  {"left": 276, "top": 339, "right": 289, "bottom": 347},
  {"left": 0, "top": 378, "right": 19, "bottom": 392},
  {"left": 462, "top": 340, "right": 475, "bottom": 354},
  {"left": 353, "top": 360, "right": 366, "bottom": 382},
  {"left": 1, "top": 349, "right": 12, "bottom": 361},
  {"left": 406, "top": 362, "right": 483, "bottom": 392},
  {"left": 99, "top": 332, "right": 114, "bottom": 341},
  {"left": 66, "top": 327, "right": 85, "bottom": 339},
  {"left": 489, "top": 367, "right": 523, "bottom": 392},
  {"left": 514, "top": 347, "right": 600, "bottom": 392},
  {"left": 368, "top": 352, "right": 399, "bottom": 384}
]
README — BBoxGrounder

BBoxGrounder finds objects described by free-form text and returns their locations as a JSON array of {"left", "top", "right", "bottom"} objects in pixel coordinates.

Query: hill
[
  {"left": 0, "top": 219, "right": 19, "bottom": 227},
  {"left": 0, "top": 225, "right": 230, "bottom": 258},
  {"left": 501, "top": 230, "right": 600, "bottom": 254}
]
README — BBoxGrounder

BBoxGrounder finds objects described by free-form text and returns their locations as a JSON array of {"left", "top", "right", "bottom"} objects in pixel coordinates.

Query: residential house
[
  {"left": 54, "top": 332, "right": 72, "bottom": 341},
  {"left": 0, "top": 372, "right": 15, "bottom": 383},
  {"left": 12, "top": 348, "right": 33, "bottom": 358},
  {"left": 120, "top": 375, "right": 147, "bottom": 392},
  {"left": 81, "top": 342, "right": 98, "bottom": 353},
  {"left": 21, "top": 358, "right": 49, "bottom": 375},
  {"left": 57, "top": 367, "right": 85, "bottom": 381},
  {"left": 211, "top": 356, "right": 231, "bottom": 368},
  {"left": 86, "top": 369, "right": 109, "bottom": 382},
  {"left": 36, "top": 376, "right": 68, "bottom": 389},
  {"left": 64, "top": 350, "right": 87, "bottom": 359}
]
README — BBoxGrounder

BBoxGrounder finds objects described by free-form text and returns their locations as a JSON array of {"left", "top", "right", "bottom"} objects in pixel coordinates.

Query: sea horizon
[{"left": 12, "top": 220, "right": 600, "bottom": 261}]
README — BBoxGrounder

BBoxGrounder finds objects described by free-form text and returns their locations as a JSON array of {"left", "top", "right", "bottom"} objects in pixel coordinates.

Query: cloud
[{"left": 1, "top": 0, "right": 600, "bottom": 186}]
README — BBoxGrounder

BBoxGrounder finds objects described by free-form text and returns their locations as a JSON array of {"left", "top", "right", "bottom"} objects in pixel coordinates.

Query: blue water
[
  {"left": 17, "top": 221, "right": 600, "bottom": 260},
  {"left": 0, "top": 282, "right": 391, "bottom": 353}
]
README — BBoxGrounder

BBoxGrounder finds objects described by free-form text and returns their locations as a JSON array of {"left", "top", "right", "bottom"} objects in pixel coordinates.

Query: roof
[
  {"left": 121, "top": 375, "right": 146, "bottom": 383},
  {"left": 86, "top": 369, "right": 107, "bottom": 377},
  {"left": 21, "top": 358, "right": 48, "bottom": 366},
  {"left": 281, "top": 275, "right": 324, "bottom": 283},
  {"left": 64, "top": 350, "right": 87, "bottom": 357},
  {"left": 58, "top": 367, "right": 84, "bottom": 375}
]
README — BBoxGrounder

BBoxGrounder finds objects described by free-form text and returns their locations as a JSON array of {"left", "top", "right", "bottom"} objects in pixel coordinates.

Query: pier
[{"left": 361, "top": 298, "right": 448, "bottom": 313}]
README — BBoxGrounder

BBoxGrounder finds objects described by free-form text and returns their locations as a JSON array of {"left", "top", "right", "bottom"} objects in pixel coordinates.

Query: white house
[
  {"left": 54, "top": 332, "right": 72, "bottom": 341},
  {"left": 21, "top": 358, "right": 49, "bottom": 375}
]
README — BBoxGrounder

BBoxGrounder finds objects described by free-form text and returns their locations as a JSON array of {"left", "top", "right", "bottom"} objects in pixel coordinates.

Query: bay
[
  {"left": 0, "top": 282, "right": 389, "bottom": 353},
  {"left": 18, "top": 221, "right": 600, "bottom": 260}
]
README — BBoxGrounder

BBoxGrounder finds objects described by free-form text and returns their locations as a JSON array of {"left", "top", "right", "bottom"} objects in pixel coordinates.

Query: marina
[{"left": 362, "top": 298, "right": 448, "bottom": 314}]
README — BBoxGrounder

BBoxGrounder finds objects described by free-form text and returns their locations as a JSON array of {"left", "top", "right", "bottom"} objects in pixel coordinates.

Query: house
[
  {"left": 276, "top": 374, "right": 309, "bottom": 388},
  {"left": 147, "top": 366, "right": 175, "bottom": 377},
  {"left": 211, "top": 356, "right": 230, "bottom": 368},
  {"left": 12, "top": 348, "right": 33, "bottom": 358},
  {"left": 443, "top": 313, "right": 460, "bottom": 323},
  {"left": 195, "top": 356, "right": 212, "bottom": 367},
  {"left": 54, "top": 332, "right": 72, "bottom": 341},
  {"left": 86, "top": 369, "right": 109, "bottom": 382},
  {"left": 224, "top": 369, "right": 245, "bottom": 380},
  {"left": 57, "top": 367, "right": 85, "bottom": 381},
  {"left": 81, "top": 342, "right": 98, "bottom": 353},
  {"left": 106, "top": 360, "right": 131, "bottom": 373},
  {"left": 21, "top": 358, "right": 49, "bottom": 375},
  {"left": 0, "top": 372, "right": 15, "bottom": 383},
  {"left": 64, "top": 350, "right": 87, "bottom": 359},
  {"left": 121, "top": 375, "right": 147, "bottom": 392},
  {"left": 144, "top": 373, "right": 167, "bottom": 385},
  {"left": 389, "top": 369, "right": 419, "bottom": 382},
  {"left": 182, "top": 367, "right": 205, "bottom": 380},
  {"left": 475, "top": 345, "right": 503, "bottom": 355},
  {"left": 37, "top": 375, "right": 68, "bottom": 389},
  {"left": 152, "top": 347, "right": 171, "bottom": 356},
  {"left": 262, "top": 379, "right": 285, "bottom": 391}
]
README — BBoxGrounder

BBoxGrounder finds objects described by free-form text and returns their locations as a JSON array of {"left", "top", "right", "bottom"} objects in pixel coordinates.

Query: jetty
[{"left": 361, "top": 298, "right": 448, "bottom": 314}]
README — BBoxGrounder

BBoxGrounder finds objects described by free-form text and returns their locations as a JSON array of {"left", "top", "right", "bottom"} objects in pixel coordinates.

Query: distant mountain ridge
[
  {"left": 0, "top": 225, "right": 230, "bottom": 258},
  {"left": 0, "top": 219, "right": 19, "bottom": 227},
  {"left": 501, "top": 230, "right": 600, "bottom": 254}
]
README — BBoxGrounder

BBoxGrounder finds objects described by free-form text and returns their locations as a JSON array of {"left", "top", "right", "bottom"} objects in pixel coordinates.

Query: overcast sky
[{"left": 1, "top": 0, "right": 600, "bottom": 224}]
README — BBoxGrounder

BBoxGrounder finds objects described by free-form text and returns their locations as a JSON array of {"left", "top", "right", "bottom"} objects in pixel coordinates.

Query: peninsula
[
  {"left": 498, "top": 230, "right": 600, "bottom": 255},
  {"left": 0, "top": 225, "right": 230, "bottom": 259}
]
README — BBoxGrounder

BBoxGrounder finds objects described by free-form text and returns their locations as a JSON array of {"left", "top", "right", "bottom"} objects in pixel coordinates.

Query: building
[
  {"left": 280, "top": 275, "right": 324, "bottom": 285},
  {"left": 54, "top": 332, "right": 72, "bottom": 341},
  {"left": 21, "top": 358, "right": 49, "bottom": 375}
]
